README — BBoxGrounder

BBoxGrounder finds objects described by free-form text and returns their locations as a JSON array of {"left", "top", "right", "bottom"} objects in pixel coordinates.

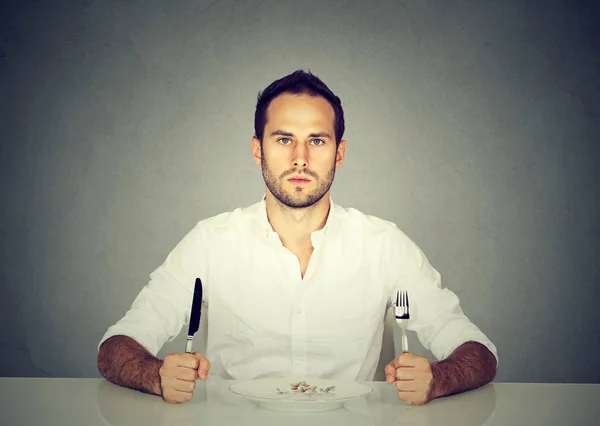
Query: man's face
[{"left": 252, "top": 93, "right": 346, "bottom": 208}]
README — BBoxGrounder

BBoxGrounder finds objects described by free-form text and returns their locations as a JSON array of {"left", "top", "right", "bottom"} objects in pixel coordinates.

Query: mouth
[{"left": 287, "top": 177, "right": 311, "bottom": 185}]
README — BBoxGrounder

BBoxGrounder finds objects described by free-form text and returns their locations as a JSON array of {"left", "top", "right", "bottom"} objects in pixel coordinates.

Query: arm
[
  {"left": 97, "top": 335, "right": 163, "bottom": 395},
  {"left": 430, "top": 340, "right": 497, "bottom": 399},
  {"left": 385, "top": 340, "right": 497, "bottom": 405},
  {"left": 97, "top": 222, "right": 211, "bottom": 397},
  {"left": 97, "top": 335, "right": 211, "bottom": 403},
  {"left": 383, "top": 226, "right": 498, "bottom": 404}
]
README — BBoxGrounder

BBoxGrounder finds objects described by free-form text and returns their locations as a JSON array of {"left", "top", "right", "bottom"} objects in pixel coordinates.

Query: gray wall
[{"left": 1, "top": 0, "right": 598, "bottom": 383}]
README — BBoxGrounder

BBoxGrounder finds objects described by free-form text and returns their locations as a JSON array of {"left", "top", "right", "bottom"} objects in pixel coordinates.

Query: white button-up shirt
[{"left": 99, "top": 199, "right": 497, "bottom": 381}]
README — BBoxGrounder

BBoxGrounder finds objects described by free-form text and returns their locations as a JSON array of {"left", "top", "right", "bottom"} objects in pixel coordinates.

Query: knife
[{"left": 185, "top": 277, "right": 203, "bottom": 353}]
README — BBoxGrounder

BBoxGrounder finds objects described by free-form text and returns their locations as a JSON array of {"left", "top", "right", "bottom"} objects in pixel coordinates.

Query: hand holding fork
[{"left": 387, "top": 290, "right": 436, "bottom": 406}]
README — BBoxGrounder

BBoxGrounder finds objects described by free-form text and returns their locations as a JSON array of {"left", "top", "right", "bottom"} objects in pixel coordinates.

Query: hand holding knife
[{"left": 160, "top": 277, "right": 210, "bottom": 403}]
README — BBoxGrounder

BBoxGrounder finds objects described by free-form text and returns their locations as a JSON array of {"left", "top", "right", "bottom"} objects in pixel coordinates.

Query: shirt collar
[{"left": 258, "top": 194, "right": 336, "bottom": 248}]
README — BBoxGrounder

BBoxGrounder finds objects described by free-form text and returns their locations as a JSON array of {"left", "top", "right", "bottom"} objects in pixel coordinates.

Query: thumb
[
  {"left": 192, "top": 352, "right": 211, "bottom": 380},
  {"left": 384, "top": 361, "right": 396, "bottom": 384}
]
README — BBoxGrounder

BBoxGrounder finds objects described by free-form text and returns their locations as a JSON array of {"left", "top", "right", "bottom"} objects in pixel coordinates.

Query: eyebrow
[
  {"left": 270, "top": 129, "right": 332, "bottom": 139},
  {"left": 270, "top": 130, "right": 294, "bottom": 137}
]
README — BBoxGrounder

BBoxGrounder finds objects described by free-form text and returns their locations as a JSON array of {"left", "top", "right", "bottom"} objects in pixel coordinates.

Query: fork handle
[{"left": 401, "top": 329, "right": 409, "bottom": 353}]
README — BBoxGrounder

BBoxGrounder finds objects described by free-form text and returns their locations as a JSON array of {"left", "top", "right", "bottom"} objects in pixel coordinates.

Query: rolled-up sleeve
[
  {"left": 386, "top": 227, "right": 498, "bottom": 364},
  {"left": 98, "top": 223, "right": 207, "bottom": 356}
]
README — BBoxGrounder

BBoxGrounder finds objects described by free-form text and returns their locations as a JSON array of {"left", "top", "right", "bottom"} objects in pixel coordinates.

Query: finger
[
  {"left": 171, "top": 378, "right": 196, "bottom": 393},
  {"left": 163, "top": 389, "right": 194, "bottom": 404},
  {"left": 175, "top": 354, "right": 200, "bottom": 370},
  {"left": 395, "top": 366, "right": 417, "bottom": 381},
  {"left": 384, "top": 362, "right": 396, "bottom": 384},
  {"left": 160, "top": 362, "right": 198, "bottom": 385},
  {"left": 398, "top": 390, "right": 428, "bottom": 406},
  {"left": 193, "top": 353, "right": 211, "bottom": 380},
  {"left": 196, "top": 360, "right": 211, "bottom": 380},
  {"left": 175, "top": 366, "right": 199, "bottom": 382},
  {"left": 393, "top": 353, "right": 418, "bottom": 368},
  {"left": 395, "top": 380, "right": 422, "bottom": 392}
]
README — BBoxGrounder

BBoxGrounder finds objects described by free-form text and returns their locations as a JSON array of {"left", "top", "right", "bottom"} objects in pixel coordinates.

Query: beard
[{"left": 261, "top": 157, "right": 336, "bottom": 209}]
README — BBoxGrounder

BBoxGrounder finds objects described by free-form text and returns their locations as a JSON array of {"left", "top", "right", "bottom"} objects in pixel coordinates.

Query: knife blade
[{"left": 185, "top": 277, "right": 203, "bottom": 353}]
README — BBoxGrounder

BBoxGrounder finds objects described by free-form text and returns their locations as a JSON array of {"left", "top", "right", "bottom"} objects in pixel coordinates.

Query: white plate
[{"left": 229, "top": 378, "right": 373, "bottom": 412}]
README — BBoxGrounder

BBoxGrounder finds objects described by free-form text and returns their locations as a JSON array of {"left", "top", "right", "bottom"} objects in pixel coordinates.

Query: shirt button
[{"left": 296, "top": 307, "right": 303, "bottom": 314}]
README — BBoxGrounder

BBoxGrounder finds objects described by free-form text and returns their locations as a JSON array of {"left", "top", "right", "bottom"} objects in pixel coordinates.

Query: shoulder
[
  {"left": 334, "top": 203, "right": 405, "bottom": 237},
  {"left": 332, "top": 203, "right": 421, "bottom": 255},
  {"left": 190, "top": 201, "right": 262, "bottom": 238}
]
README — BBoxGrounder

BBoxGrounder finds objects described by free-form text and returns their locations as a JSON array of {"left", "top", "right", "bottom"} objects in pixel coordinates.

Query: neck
[{"left": 264, "top": 191, "right": 331, "bottom": 248}]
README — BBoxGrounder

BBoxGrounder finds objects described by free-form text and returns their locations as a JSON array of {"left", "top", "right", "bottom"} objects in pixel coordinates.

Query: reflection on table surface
[
  {"left": 96, "top": 376, "right": 497, "bottom": 426},
  {"left": 2, "top": 377, "right": 600, "bottom": 426},
  {"left": 97, "top": 377, "right": 498, "bottom": 426}
]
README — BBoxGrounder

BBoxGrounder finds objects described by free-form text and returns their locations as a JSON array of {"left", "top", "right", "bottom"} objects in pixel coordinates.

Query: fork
[{"left": 395, "top": 290, "right": 410, "bottom": 353}]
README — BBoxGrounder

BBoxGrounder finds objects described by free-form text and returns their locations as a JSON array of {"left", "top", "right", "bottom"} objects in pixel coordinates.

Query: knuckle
[
  {"left": 163, "top": 391, "right": 176, "bottom": 404},
  {"left": 183, "top": 354, "right": 199, "bottom": 369},
  {"left": 159, "top": 370, "right": 172, "bottom": 383},
  {"left": 163, "top": 354, "right": 180, "bottom": 368},
  {"left": 415, "top": 394, "right": 427, "bottom": 405}
]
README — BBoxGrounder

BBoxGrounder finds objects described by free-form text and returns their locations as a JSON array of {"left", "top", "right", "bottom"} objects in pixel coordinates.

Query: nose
[{"left": 292, "top": 144, "right": 308, "bottom": 168}]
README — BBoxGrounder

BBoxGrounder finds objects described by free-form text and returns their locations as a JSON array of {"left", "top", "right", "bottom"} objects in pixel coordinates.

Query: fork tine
[
  {"left": 394, "top": 290, "right": 411, "bottom": 318},
  {"left": 401, "top": 290, "right": 409, "bottom": 317}
]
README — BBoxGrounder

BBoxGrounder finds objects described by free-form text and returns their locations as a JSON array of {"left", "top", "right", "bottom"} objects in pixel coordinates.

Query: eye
[
  {"left": 311, "top": 139, "right": 325, "bottom": 146},
  {"left": 278, "top": 137, "right": 292, "bottom": 145}
]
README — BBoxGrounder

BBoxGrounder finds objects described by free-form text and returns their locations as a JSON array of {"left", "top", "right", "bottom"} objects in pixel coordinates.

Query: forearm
[
  {"left": 97, "top": 335, "right": 163, "bottom": 396},
  {"left": 429, "top": 341, "right": 497, "bottom": 399}
]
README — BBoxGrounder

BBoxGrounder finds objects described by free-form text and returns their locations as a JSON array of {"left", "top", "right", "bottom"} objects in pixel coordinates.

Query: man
[{"left": 98, "top": 70, "right": 497, "bottom": 405}]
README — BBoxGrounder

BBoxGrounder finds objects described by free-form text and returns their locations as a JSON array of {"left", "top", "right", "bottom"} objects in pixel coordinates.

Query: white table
[{"left": 1, "top": 377, "right": 599, "bottom": 425}]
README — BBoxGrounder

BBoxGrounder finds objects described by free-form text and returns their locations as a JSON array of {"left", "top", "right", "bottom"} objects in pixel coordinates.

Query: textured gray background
[{"left": 1, "top": 0, "right": 598, "bottom": 383}]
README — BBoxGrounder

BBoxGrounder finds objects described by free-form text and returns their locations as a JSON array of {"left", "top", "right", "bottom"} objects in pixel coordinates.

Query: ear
[
  {"left": 335, "top": 140, "right": 347, "bottom": 170},
  {"left": 251, "top": 137, "right": 262, "bottom": 167}
]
